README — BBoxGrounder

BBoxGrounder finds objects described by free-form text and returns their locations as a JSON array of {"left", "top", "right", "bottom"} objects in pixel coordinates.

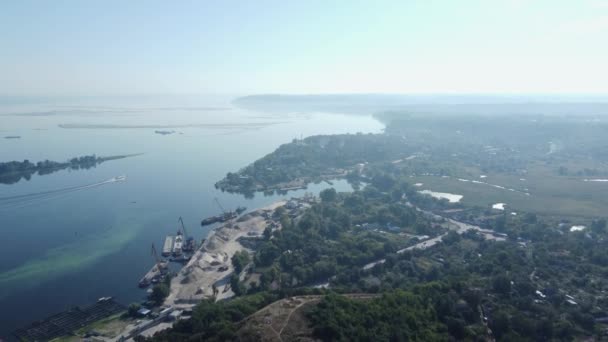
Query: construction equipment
[
  {"left": 173, "top": 231, "right": 183, "bottom": 256},
  {"left": 179, "top": 216, "right": 196, "bottom": 252},
  {"left": 139, "top": 243, "right": 168, "bottom": 287},
  {"left": 151, "top": 243, "right": 167, "bottom": 270},
  {"left": 201, "top": 198, "right": 237, "bottom": 226},
  {"left": 179, "top": 217, "right": 188, "bottom": 236}
]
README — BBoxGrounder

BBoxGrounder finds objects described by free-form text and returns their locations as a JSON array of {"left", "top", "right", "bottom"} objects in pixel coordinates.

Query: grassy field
[
  {"left": 411, "top": 163, "right": 608, "bottom": 218},
  {"left": 50, "top": 312, "right": 130, "bottom": 342}
]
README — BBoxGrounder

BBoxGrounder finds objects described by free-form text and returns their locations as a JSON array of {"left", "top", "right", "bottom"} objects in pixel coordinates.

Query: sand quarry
[{"left": 164, "top": 201, "right": 285, "bottom": 309}]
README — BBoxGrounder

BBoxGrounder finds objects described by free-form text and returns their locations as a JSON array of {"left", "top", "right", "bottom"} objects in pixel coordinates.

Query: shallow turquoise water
[{"left": 0, "top": 96, "right": 383, "bottom": 336}]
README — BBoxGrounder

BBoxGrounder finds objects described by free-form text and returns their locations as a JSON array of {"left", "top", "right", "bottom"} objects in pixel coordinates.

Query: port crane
[
  {"left": 151, "top": 243, "right": 167, "bottom": 272},
  {"left": 179, "top": 216, "right": 196, "bottom": 252},
  {"left": 179, "top": 216, "right": 187, "bottom": 236},
  {"left": 201, "top": 198, "right": 240, "bottom": 226},
  {"left": 138, "top": 244, "right": 167, "bottom": 288},
  {"left": 214, "top": 197, "right": 227, "bottom": 214}
]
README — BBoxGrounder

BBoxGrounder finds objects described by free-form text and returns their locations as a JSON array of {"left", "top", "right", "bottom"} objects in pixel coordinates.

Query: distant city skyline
[{"left": 1, "top": 0, "right": 607, "bottom": 96}]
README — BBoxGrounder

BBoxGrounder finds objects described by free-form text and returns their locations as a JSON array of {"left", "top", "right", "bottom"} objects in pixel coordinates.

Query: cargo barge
[
  {"left": 162, "top": 236, "right": 174, "bottom": 257},
  {"left": 138, "top": 260, "right": 168, "bottom": 288},
  {"left": 200, "top": 206, "right": 247, "bottom": 226},
  {"left": 138, "top": 217, "right": 199, "bottom": 288}
]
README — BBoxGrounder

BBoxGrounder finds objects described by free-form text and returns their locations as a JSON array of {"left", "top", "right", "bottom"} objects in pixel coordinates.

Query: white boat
[
  {"left": 173, "top": 233, "right": 183, "bottom": 256},
  {"left": 108, "top": 175, "right": 127, "bottom": 182}
]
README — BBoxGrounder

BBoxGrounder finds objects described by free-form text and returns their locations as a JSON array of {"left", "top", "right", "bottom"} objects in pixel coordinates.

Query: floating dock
[
  {"left": 201, "top": 212, "right": 237, "bottom": 226},
  {"left": 162, "top": 236, "right": 174, "bottom": 257}
]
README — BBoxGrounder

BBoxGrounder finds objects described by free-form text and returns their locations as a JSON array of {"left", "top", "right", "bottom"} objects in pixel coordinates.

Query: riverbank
[
  {"left": 0, "top": 97, "right": 383, "bottom": 338},
  {"left": 164, "top": 201, "right": 286, "bottom": 309}
]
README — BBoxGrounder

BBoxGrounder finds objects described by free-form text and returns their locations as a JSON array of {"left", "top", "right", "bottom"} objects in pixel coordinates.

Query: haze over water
[{"left": 0, "top": 95, "right": 383, "bottom": 335}]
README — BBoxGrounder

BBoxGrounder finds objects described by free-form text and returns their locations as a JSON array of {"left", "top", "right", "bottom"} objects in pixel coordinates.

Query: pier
[
  {"left": 139, "top": 244, "right": 169, "bottom": 287},
  {"left": 139, "top": 261, "right": 169, "bottom": 287}
]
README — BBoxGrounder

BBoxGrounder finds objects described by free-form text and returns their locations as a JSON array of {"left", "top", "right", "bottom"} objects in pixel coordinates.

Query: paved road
[{"left": 363, "top": 210, "right": 499, "bottom": 270}]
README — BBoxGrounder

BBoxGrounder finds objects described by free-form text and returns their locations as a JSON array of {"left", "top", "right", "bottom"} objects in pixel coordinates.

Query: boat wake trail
[{"left": 0, "top": 176, "right": 126, "bottom": 209}]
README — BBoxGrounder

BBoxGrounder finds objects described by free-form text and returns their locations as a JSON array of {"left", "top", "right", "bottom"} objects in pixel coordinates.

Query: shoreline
[
  {"left": 164, "top": 200, "right": 286, "bottom": 309},
  {"left": 216, "top": 172, "right": 348, "bottom": 194},
  {"left": 10, "top": 200, "right": 289, "bottom": 340}
]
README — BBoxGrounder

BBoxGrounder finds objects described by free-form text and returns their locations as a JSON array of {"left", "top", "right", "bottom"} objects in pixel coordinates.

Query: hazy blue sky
[{"left": 1, "top": 0, "right": 607, "bottom": 95}]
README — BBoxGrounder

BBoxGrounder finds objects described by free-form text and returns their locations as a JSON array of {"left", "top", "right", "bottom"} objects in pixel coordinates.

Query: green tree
[
  {"left": 149, "top": 283, "right": 170, "bottom": 306},
  {"left": 320, "top": 188, "right": 338, "bottom": 202},
  {"left": 127, "top": 303, "right": 141, "bottom": 317},
  {"left": 492, "top": 274, "right": 512, "bottom": 296},
  {"left": 230, "top": 273, "right": 246, "bottom": 296},
  {"left": 263, "top": 226, "right": 273, "bottom": 240},
  {"left": 591, "top": 219, "right": 607, "bottom": 234},
  {"left": 490, "top": 311, "right": 511, "bottom": 339},
  {"left": 494, "top": 215, "right": 506, "bottom": 232},
  {"left": 274, "top": 205, "right": 286, "bottom": 217},
  {"left": 232, "top": 250, "right": 251, "bottom": 274},
  {"left": 256, "top": 243, "right": 280, "bottom": 267}
]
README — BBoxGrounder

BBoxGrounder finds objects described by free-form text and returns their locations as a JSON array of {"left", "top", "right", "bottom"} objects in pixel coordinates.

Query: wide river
[{"left": 0, "top": 95, "right": 383, "bottom": 336}]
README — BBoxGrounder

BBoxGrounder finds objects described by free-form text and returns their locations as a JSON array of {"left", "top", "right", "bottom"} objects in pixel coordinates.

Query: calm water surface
[{"left": 0, "top": 96, "right": 383, "bottom": 336}]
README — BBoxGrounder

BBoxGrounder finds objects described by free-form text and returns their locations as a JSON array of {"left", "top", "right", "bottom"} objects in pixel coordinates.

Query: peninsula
[{"left": 0, "top": 153, "right": 142, "bottom": 185}]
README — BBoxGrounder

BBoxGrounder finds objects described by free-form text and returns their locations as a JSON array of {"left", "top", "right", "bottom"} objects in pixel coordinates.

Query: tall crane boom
[
  {"left": 179, "top": 216, "right": 188, "bottom": 239},
  {"left": 151, "top": 243, "right": 161, "bottom": 266},
  {"left": 214, "top": 197, "right": 226, "bottom": 214},
  {"left": 179, "top": 216, "right": 196, "bottom": 253}
]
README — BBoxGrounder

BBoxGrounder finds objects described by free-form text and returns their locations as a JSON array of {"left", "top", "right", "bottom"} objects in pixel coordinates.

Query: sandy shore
[{"left": 164, "top": 200, "right": 286, "bottom": 309}]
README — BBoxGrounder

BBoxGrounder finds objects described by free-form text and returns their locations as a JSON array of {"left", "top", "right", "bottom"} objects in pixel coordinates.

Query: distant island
[
  {"left": 4, "top": 136, "right": 21, "bottom": 139},
  {"left": 234, "top": 94, "right": 608, "bottom": 117},
  {"left": 154, "top": 130, "right": 175, "bottom": 135},
  {"left": 0, "top": 153, "right": 142, "bottom": 185}
]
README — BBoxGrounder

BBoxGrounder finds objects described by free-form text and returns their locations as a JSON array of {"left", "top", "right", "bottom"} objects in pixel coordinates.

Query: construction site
[
  {"left": 164, "top": 200, "right": 291, "bottom": 308},
  {"left": 11, "top": 198, "right": 312, "bottom": 340},
  {"left": 138, "top": 216, "right": 198, "bottom": 288},
  {"left": 139, "top": 199, "right": 243, "bottom": 289}
]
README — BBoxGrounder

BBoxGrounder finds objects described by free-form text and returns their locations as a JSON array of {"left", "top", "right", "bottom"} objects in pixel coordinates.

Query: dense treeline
[
  {"left": 148, "top": 292, "right": 279, "bottom": 342},
  {"left": 217, "top": 114, "right": 608, "bottom": 198},
  {"left": 244, "top": 187, "right": 439, "bottom": 291},
  {"left": 329, "top": 219, "right": 608, "bottom": 340},
  {"left": 0, "top": 154, "right": 138, "bottom": 184},
  {"left": 308, "top": 291, "right": 449, "bottom": 341},
  {"left": 381, "top": 112, "right": 608, "bottom": 163},
  {"left": 215, "top": 133, "right": 413, "bottom": 194},
  {"left": 243, "top": 176, "right": 607, "bottom": 340},
  {"left": 150, "top": 113, "right": 608, "bottom": 340},
  {"left": 151, "top": 183, "right": 608, "bottom": 340}
]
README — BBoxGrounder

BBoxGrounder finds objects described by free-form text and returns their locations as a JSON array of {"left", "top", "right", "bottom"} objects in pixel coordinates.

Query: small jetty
[
  {"left": 138, "top": 261, "right": 168, "bottom": 288},
  {"left": 138, "top": 244, "right": 169, "bottom": 288},
  {"left": 201, "top": 198, "right": 246, "bottom": 226},
  {"left": 201, "top": 211, "right": 237, "bottom": 226}
]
